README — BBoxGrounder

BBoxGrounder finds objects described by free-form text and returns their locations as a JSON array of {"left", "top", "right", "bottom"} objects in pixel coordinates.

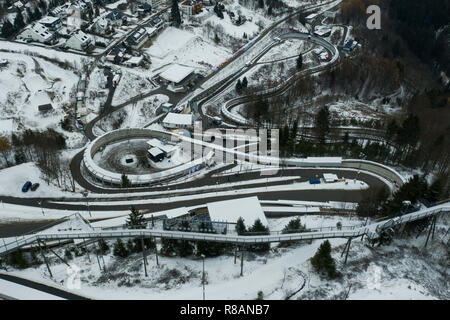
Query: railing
[{"left": 1, "top": 204, "right": 448, "bottom": 257}]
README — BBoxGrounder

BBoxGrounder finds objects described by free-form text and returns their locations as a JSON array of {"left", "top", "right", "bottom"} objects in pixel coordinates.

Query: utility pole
[
  {"left": 201, "top": 254, "right": 206, "bottom": 300},
  {"left": 141, "top": 237, "right": 148, "bottom": 277},
  {"left": 240, "top": 249, "right": 244, "bottom": 276},
  {"left": 38, "top": 201, "right": 45, "bottom": 216}
]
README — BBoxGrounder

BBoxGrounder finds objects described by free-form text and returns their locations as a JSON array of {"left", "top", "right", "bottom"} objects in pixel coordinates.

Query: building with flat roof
[
  {"left": 146, "top": 138, "right": 176, "bottom": 157},
  {"left": 126, "top": 27, "right": 148, "bottom": 50},
  {"left": 159, "top": 64, "right": 197, "bottom": 91},
  {"left": 38, "top": 16, "right": 62, "bottom": 31},
  {"left": 147, "top": 147, "right": 164, "bottom": 162},
  {"left": 162, "top": 112, "right": 193, "bottom": 129}
]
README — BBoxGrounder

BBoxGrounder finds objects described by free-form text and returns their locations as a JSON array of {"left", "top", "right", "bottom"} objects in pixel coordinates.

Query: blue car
[{"left": 22, "top": 181, "right": 32, "bottom": 192}]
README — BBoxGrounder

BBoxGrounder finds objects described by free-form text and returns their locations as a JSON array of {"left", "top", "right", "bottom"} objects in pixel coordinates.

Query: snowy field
[
  {"left": 0, "top": 52, "right": 78, "bottom": 131},
  {"left": 0, "top": 163, "right": 78, "bottom": 199},
  {"left": 4, "top": 223, "right": 447, "bottom": 300},
  {"left": 111, "top": 70, "right": 156, "bottom": 106},
  {"left": 146, "top": 27, "right": 232, "bottom": 73}
]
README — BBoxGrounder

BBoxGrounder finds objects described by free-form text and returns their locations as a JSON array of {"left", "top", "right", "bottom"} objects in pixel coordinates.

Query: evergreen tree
[
  {"left": 113, "top": 238, "right": 129, "bottom": 258},
  {"left": 248, "top": 219, "right": 270, "bottom": 252},
  {"left": 7, "top": 249, "right": 29, "bottom": 269},
  {"left": 95, "top": 5, "right": 100, "bottom": 17},
  {"left": 282, "top": 217, "right": 307, "bottom": 234},
  {"left": 214, "top": 33, "right": 220, "bottom": 44},
  {"left": 236, "top": 79, "right": 242, "bottom": 92},
  {"left": 235, "top": 217, "right": 246, "bottom": 235},
  {"left": 14, "top": 10, "right": 25, "bottom": 31},
  {"left": 315, "top": 105, "right": 330, "bottom": 145},
  {"left": 242, "top": 77, "right": 248, "bottom": 88},
  {"left": 310, "top": 240, "right": 338, "bottom": 278},
  {"left": 171, "top": 0, "right": 181, "bottom": 27},
  {"left": 121, "top": 174, "right": 131, "bottom": 188},
  {"left": 126, "top": 206, "right": 146, "bottom": 229},
  {"left": 258, "top": 0, "right": 264, "bottom": 9},
  {"left": 1, "top": 19, "right": 14, "bottom": 38},
  {"left": 296, "top": 54, "right": 303, "bottom": 69},
  {"left": 268, "top": 6, "right": 273, "bottom": 15},
  {"left": 160, "top": 238, "right": 177, "bottom": 256},
  {"left": 196, "top": 240, "right": 229, "bottom": 257},
  {"left": 33, "top": 7, "right": 42, "bottom": 21},
  {"left": 243, "top": 32, "right": 247, "bottom": 39},
  {"left": 98, "top": 239, "right": 110, "bottom": 253}
]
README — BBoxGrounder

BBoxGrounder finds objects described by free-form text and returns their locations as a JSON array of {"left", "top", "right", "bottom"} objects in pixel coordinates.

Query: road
[{"left": 0, "top": 274, "right": 89, "bottom": 300}]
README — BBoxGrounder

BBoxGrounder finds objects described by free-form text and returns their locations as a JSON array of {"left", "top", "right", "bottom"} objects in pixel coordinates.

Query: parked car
[
  {"left": 30, "top": 183, "right": 40, "bottom": 191},
  {"left": 22, "top": 181, "right": 32, "bottom": 192},
  {"left": 309, "top": 178, "right": 321, "bottom": 184}
]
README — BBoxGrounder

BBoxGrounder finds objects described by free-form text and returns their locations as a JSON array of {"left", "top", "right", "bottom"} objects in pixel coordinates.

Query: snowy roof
[
  {"left": 125, "top": 56, "right": 144, "bottom": 65},
  {"left": 69, "top": 29, "right": 92, "bottom": 44},
  {"left": 31, "top": 90, "right": 52, "bottom": 107},
  {"left": 27, "top": 23, "right": 54, "bottom": 40},
  {"left": 163, "top": 113, "right": 193, "bottom": 126},
  {"left": 159, "top": 64, "right": 195, "bottom": 84},
  {"left": 148, "top": 147, "right": 164, "bottom": 157},
  {"left": 207, "top": 196, "right": 268, "bottom": 228},
  {"left": 323, "top": 173, "right": 339, "bottom": 182},
  {"left": 39, "top": 16, "right": 61, "bottom": 25},
  {"left": 146, "top": 138, "right": 176, "bottom": 154}
]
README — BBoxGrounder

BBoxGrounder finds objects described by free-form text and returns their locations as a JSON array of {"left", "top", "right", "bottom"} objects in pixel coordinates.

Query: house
[
  {"left": 149, "top": 16, "right": 164, "bottom": 30},
  {"left": 314, "top": 26, "right": 331, "bottom": 37},
  {"left": 160, "top": 102, "right": 173, "bottom": 113},
  {"left": 142, "top": 0, "right": 164, "bottom": 8},
  {"left": 38, "top": 16, "right": 63, "bottom": 31},
  {"left": 105, "top": 10, "right": 125, "bottom": 27},
  {"left": 123, "top": 56, "right": 144, "bottom": 67},
  {"left": 137, "top": 3, "right": 151, "bottom": 17},
  {"left": 146, "top": 138, "right": 176, "bottom": 157},
  {"left": 147, "top": 147, "right": 164, "bottom": 162},
  {"left": 126, "top": 27, "right": 148, "bottom": 50},
  {"left": 33, "top": 90, "right": 54, "bottom": 113},
  {"left": 180, "top": 0, "right": 202, "bottom": 17},
  {"left": 65, "top": 30, "right": 93, "bottom": 51},
  {"left": 13, "top": 1, "right": 24, "bottom": 10},
  {"left": 92, "top": 17, "right": 110, "bottom": 34},
  {"left": 162, "top": 112, "right": 193, "bottom": 129},
  {"left": 342, "top": 39, "right": 358, "bottom": 52},
  {"left": 305, "top": 13, "right": 318, "bottom": 23},
  {"left": 20, "top": 23, "right": 56, "bottom": 44}
]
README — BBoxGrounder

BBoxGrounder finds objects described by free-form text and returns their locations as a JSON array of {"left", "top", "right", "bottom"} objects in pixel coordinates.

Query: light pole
[
  {"left": 201, "top": 254, "right": 205, "bottom": 300},
  {"left": 83, "top": 190, "right": 91, "bottom": 217},
  {"left": 38, "top": 201, "right": 45, "bottom": 216}
]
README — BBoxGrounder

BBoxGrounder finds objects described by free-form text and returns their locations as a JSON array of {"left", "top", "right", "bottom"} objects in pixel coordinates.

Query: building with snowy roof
[
  {"left": 126, "top": 27, "right": 148, "bottom": 50},
  {"left": 38, "top": 16, "right": 62, "bottom": 31},
  {"left": 20, "top": 23, "right": 56, "bottom": 44},
  {"left": 65, "top": 30, "right": 93, "bottom": 51},
  {"left": 146, "top": 138, "right": 176, "bottom": 157},
  {"left": 162, "top": 112, "right": 193, "bottom": 129},
  {"left": 162, "top": 196, "right": 269, "bottom": 233},
  {"left": 147, "top": 147, "right": 164, "bottom": 162},
  {"left": 158, "top": 64, "right": 197, "bottom": 91}
]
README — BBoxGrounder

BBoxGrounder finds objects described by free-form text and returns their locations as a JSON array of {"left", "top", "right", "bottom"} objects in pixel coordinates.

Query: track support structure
[
  {"left": 37, "top": 240, "right": 53, "bottom": 278},
  {"left": 341, "top": 238, "right": 352, "bottom": 264}
]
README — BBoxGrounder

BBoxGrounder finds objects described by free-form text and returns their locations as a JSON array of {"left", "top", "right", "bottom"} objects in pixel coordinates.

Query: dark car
[
  {"left": 31, "top": 183, "right": 40, "bottom": 191},
  {"left": 22, "top": 181, "right": 32, "bottom": 192}
]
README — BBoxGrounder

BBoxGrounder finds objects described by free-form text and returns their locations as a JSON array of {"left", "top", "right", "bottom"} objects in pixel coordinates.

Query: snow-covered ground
[
  {"left": 0, "top": 163, "right": 77, "bottom": 199},
  {"left": 146, "top": 26, "right": 232, "bottom": 74},
  {"left": 3, "top": 220, "right": 447, "bottom": 300},
  {"left": 0, "top": 52, "right": 78, "bottom": 131}
]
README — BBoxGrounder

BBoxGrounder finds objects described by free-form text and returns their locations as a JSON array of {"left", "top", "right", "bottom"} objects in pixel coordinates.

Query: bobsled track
[{"left": 1, "top": 202, "right": 448, "bottom": 258}]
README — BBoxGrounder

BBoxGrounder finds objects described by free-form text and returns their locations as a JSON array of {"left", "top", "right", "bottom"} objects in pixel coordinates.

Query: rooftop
[
  {"left": 146, "top": 138, "right": 176, "bottom": 154},
  {"left": 148, "top": 147, "right": 164, "bottom": 157},
  {"left": 207, "top": 196, "right": 268, "bottom": 229},
  {"left": 159, "top": 64, "right": 195, "bottom": 84},
  {"left": 163, "top": 113, "right": 193, "bottom": 126}
]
